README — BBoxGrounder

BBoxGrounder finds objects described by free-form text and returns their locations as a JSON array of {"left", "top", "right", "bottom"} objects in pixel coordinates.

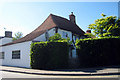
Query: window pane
[
  {"left": 0, "top": 52, "right": 4, "bottom": 59},
  {"left": 12, "top": 50, "right": 20, "bottom": 59}
]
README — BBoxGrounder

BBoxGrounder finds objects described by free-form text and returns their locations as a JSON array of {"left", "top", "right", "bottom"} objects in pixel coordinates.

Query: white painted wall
[
  {"left": 0, "top": 37, "right": 12, "bottom": 45},
  {"left": 58, "top": 29, "right": 72, "bottom": 41},
  {"left": 33, "top": 33, "right": 46, "bottom": 41},
  {"left": 34, "top": 28, "right": 80, "bottom": 42},
  {"left": 0, "top": 46, "right": 2, "bottom": 66},
  {"left": 33, "top": 28, "right": 55, "bottom": 41},
  {"left": 1, "top": 41, "right": 32, "bottom": 68}
]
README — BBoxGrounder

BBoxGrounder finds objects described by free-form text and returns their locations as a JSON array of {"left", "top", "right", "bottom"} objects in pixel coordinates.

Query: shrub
[
  {"left": 30, "top": 42, "right": 69, "bottom": 70},
  {"left": 75, "top": 37, "right": 120, "bottom": 68}
]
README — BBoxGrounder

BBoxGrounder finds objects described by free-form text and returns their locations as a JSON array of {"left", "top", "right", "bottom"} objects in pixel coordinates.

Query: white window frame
[{"left": 12, "top": 50, "right": 20, "bottom": 59}]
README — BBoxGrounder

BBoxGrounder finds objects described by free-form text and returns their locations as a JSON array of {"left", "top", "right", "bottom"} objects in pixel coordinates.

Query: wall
[
  {"left": 33, "top": 28, "right": 80, "bottom": 42},
  {"left": 33, "top": 28, "right": 55, "bottom": 41},
  {"left": 58, "top": 29, "right": 72, "bottom": 41},
  {"left": 1, "top": 41, "right": 32, "bottom": 68},
  {"left": 0, "top": 37, "right": 12, "bottom": 45},
  {"left": 58, "top": 29, "right": 82, "bottom": 42},
  {"left": 0, "top": 46, "right": 2, "bottom": 66}
]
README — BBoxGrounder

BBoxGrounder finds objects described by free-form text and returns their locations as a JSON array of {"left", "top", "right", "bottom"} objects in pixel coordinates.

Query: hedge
[
  {"left": 75, "top": 37, "right": 120, "bottom": 68},
  {"left": 30, "top": 42, "right": 69, "bottom": 70}
]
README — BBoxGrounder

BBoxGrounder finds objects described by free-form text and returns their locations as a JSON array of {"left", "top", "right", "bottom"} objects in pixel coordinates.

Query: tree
[
  {"left": 88, "top": 14, "right": 120, "bottom": 37},
  {"left": 84, "top": 33, "right": 96, "bottom": 38},
  {"left": 13, "top": 32, "right": 23, "bottom": 41},
  {"left": 48, "top": 33, "right": 62, "bottom": 41}
]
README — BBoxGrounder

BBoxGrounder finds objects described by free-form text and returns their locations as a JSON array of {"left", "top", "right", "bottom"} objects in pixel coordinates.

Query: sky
[{"left": 0, "top": 1, "right": 119, "bottom": 37}]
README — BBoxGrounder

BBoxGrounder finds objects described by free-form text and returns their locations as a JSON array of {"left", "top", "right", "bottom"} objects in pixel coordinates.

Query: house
[{"left": 0, "top": 12, "right": 85, "bottom": 68}]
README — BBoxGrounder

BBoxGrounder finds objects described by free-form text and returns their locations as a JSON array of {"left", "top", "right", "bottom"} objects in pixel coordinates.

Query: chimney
[
  {"left": 86, "top": 30, "right": 91, "bottom": 33},
  {"left": 5, "top": 31, "right": 12, "bottom": 38},
  {"left": 69, "top": 12, "right": 76, "bottom": 24}
]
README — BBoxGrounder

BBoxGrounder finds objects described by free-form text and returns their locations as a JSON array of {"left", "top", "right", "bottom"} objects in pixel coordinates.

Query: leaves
[
  {"left": 48, "top": 33, "right": 72, "bottom": 45},
  {"left": 84, "top": 33, "right": 96, "bottom": 38},
  {"left": 13, "top": 32, "right": 23, "bottom": 41},
  {"left": 101, "top": 13, "right": 106, "bottom": 17},
  {"left": 88, "top": 14, "right": 120, "bottom": 37}
]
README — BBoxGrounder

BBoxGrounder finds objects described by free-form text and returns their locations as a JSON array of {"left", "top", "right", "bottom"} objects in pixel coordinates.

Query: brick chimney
[
  {"left": 86, "top": 30, "right": 91, "bottom": 33},
  {"left": 5, "top": 31, "right": 12, "bottom": 38},
  {"left": 69, "top": 12, "right": 76, "bottom": 24}
]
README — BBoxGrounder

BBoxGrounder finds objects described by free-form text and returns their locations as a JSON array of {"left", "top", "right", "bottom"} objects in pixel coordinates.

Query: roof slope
[
  {"left": 52, "top": 14, "right": 85, "bottom": 35},
  {"left": 1, "top": 14, "right": 85, "bottom": 46}
]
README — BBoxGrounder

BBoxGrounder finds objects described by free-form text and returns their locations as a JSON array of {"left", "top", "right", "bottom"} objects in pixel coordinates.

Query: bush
[
  {"left": 75, "top": 37, "right": 120, "bottom": 68},
  {"left": 30, "top": 42, "right": 69, "bottom": 70}
]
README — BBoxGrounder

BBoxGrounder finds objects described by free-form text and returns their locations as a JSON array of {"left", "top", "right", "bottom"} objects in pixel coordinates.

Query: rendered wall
[
  {"left": 1, "top": 41, "right": 32, "bottom": 68},
  {"left": 33, "top": 28, "right": 55, "bottom": 41},
  {"left": 58, "top": 29, "right": 72, "bottom": 41},
  {"left": 0, "top": 38, "right": 12, "bottom": 45}
]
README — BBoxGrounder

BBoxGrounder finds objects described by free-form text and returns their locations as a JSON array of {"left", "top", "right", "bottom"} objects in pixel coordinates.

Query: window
[
  {"left": 63, "top": 31, "right": 66, "bottom": 37},
  {"left": 12, "top": 50, "right": 20, "bottom": 59},
  {"left": 63, "top": 31, "right": 68, "bottom": 38},
  {"left": 0, "top": 52, "right": 4, "bottom": 59}
]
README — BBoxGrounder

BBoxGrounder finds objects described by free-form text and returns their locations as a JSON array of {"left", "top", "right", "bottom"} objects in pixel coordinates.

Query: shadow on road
[{"left": 42, "top": 65, "right": 120, "bottom": 73}]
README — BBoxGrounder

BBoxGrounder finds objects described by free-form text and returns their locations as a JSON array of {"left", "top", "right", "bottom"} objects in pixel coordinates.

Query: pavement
[{"left": 0, "top": 65, "right": 120, "bottom": 76}]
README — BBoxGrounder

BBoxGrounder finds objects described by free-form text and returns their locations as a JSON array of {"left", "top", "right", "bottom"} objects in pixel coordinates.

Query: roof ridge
[
  {"left": 50, "top": 14, "right": 58, "bottom": 27},
  {"left": 51, "top": 14, "right": 70, "bottom": 21}
]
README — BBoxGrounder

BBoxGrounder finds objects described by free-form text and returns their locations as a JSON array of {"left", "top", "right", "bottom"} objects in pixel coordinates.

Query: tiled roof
[
  {"left": 52, "top": 14, "right": 84, "bottom": 35},
  {"left": 1, "top": 14, "right": 85, "bottom": 46}
]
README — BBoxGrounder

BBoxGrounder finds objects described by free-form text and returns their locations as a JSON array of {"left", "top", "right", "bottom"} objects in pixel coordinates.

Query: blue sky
[{"left": 0, "top": 2, "right": 119, "bottom": 36}]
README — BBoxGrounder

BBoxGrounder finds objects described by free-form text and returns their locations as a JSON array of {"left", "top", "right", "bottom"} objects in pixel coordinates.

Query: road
[{"left": 0, "top": 71, "right": 119, "bottom": 78}]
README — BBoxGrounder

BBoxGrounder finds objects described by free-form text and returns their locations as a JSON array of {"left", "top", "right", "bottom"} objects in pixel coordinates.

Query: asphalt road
[{"left": 0, "top": 71, "right": 119, "bottom": 78}]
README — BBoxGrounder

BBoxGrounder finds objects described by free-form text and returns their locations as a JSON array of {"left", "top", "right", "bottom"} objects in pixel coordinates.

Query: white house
[{"left": 0, "top": 12, "right": 85, "bottom": 68}]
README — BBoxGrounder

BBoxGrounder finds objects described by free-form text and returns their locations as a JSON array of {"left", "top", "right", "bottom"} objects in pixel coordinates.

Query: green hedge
[
  {"left": 75, "top": 37, "right": 120, "bottom": 68},
  {"left": 30, "top": 42, "right": 69, "bottom": 70}
]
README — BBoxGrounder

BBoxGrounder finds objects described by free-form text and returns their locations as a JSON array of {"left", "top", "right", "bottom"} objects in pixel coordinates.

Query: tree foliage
[
  {"left": 84, "top": 33, "right": 96, "bottom": 38},
  {"left": 13, "top": 32, "right": 23, "bottom": 41},
  {"left": 48, "top": 33, "right": 62, "bottom": 41},
  {"left": 88, "top": 14, "right": 120, "bottom": 37}
]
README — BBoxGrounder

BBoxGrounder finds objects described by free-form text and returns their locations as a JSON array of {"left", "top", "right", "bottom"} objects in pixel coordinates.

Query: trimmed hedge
[
  {"left": 30, "top": 42, "right": 69, "bottom": 70},
  {"left": 75, "top": 37, "right": 120, "bottom": 68}
]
